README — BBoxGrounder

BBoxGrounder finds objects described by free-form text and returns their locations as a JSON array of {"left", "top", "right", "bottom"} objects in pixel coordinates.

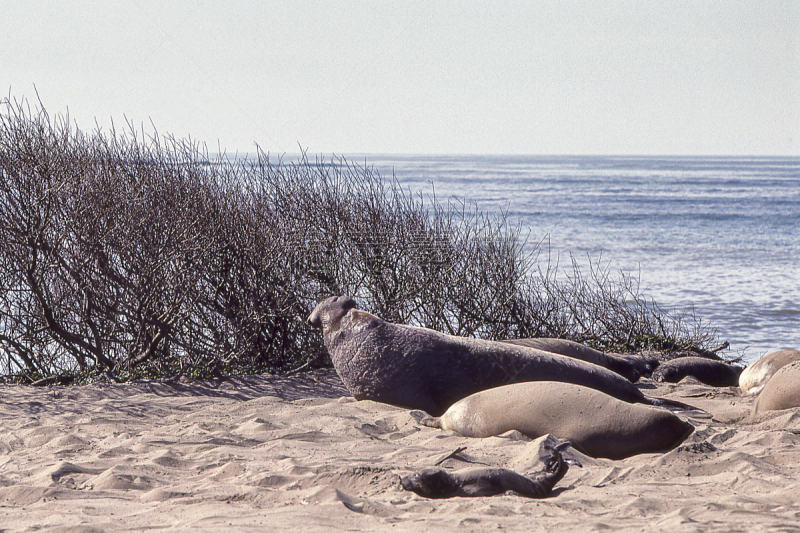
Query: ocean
[{"left": 351, "top": 155, "right": 800, "bottom": 364}]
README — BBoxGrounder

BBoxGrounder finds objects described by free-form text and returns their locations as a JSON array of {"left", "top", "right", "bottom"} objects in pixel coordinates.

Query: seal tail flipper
[
  {"left": 647, "top": 397, "right": 711, "bottom": 418},
  {"left": 410, "top": 410, "right": 442, "bottom": 428},
  {"left": 551, "top": 441, "right": 583, "bottom": 468},
  {"left": 524, "top": 441, "right": 575, "bottom": 496},
  {"left": 541, "top": 441, "right": 580, "bottom": 472}
]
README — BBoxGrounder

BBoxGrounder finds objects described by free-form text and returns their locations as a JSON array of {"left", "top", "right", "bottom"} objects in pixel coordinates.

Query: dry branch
[{"left": 0, "top": 97, "right": 723, "bottom": 381}]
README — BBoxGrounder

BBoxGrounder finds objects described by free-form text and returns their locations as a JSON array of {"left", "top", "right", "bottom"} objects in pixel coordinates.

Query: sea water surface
[{"left": 348, "top": 155, "right": 800, "bottom": 364}]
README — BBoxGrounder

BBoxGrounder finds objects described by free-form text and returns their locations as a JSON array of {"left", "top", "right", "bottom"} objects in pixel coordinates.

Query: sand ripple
[{"left": 1, "top": 370, "right": 800, "bottom": 532}]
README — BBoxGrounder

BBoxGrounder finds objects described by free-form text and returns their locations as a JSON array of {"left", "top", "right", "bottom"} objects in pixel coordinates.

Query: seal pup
[
  {"left": 500, "top": 337, "right": 658, "bottom": 382},
  {"left": 740, "top": 349, "right": 800, "bottom": 396},
  {"left": 753, "top": 360, "right": 800, "bottom": 413},
  {"left": 401, "top": 441, "right": 576, "bottom": 498},
  {"left": 652, "top": 356, "right": 743, "bottom": 387},
  {"left": 418, "top": 381, "right": 694, "bottom": 459},
  {"left": 308, "top": 296, "right": 657, "bottom": 416}
]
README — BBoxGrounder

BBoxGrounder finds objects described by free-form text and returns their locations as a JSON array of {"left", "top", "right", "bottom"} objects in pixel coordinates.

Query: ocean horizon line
[{"left": 206, "top": 152, "right": 800, "bottom": 163}]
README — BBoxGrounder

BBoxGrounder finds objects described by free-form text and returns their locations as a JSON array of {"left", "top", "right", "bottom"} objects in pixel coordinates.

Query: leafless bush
[
  {"left": 0, "top": 98, "right": 722, "bottom": 382},
  {"left": 517, "top": 255, "right": 723, "bottom": 355}
]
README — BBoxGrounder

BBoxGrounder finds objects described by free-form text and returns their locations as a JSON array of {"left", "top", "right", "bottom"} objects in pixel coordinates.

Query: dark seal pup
[
  {"left": 308, "top": 296, "right": 657, "bottom": 416},
  {"left": 652, "top": 356, "right": 743, "bottom": 387},
  {"left": 500, "top": 338, "right": 658, "bottom": 382},
  {"left": 401, "top": 441, "right": 577, "bottom": 499}
]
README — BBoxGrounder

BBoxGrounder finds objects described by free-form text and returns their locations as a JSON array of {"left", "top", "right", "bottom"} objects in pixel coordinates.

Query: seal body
[
  {"left": 308, "top": 296, "right": 650, "bottom": 416},
  {"left": 421, "top": 381, "right": 694, "bottom": 459},
  {"left": 500, "top": 338, "right": 657, "bottom": 382},
  {"left": 652, "top": 356, "right": 743, "bottom": 387},
  {"left": 753, "top": 360, "right": 800, "bottom": 413},
  {"left": 401, "top": 442, "right": 574, "bottom": 498},
  {"left": 740, "top": 349, "right": 800, "bottom": 396}
]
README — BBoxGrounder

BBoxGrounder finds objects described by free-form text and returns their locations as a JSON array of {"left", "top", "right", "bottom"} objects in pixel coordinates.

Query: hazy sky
[{"left": 4, "top": 1, "right": 799, "bottom": 155}]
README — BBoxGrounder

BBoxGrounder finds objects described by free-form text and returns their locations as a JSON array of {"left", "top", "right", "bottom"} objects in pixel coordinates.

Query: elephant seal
[
  {"left": 418, "top": 381, "right": 694, "bottom": 459},
  {"left": 740, "top": 349, "right": 800, "bottom": 396},
  {"left": 500, "top": 338, "right": 658, "bottom": 382},
  {"left": 652, "top": 356, "right": 743, "bottom": 387},
  {"left": 308, "top": 296, "right": 657, "bottom": 416},
  {"left": 401, "top": 441, "right": 576, "bottom": 498},
  {"left": 753, "top": 360, "right": 800, "bottom": 413}
]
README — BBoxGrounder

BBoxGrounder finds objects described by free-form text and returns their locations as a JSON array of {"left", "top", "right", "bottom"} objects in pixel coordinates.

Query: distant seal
[
  {"left": 753, "top": 360, "right": 800, "bottom": 413},
  {"left": 500, "top": 338, "right": 658, "bottom": 382},
  {"left": 419, "top": 381, "right": 694, "bottom": 459},
  {"left": 652, "top": 356, "right": 743, "bottom": 387},
  {"left": 739, "top": 349, "right": 800, "bottom": 396},
  {"left": 401, "top": 441, "right": 576, "bottom": 498},
  {"left": 308, "top": 296, "right": 657, "bottom": 416}
]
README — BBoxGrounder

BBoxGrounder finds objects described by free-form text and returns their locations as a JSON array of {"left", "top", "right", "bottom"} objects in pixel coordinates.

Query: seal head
[{"left": 307, "top": 295, "right": 357, "bottom": 332}]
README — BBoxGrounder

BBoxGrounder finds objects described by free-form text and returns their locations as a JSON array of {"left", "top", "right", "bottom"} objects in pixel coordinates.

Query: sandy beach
[{"left": 2, "top": 368, "right": 799, "bottom": 532}]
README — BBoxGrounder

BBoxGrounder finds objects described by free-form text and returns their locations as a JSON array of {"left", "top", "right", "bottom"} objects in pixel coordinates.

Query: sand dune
[{"left": 2, "top": 370, "right": 800, "bottom": 532}]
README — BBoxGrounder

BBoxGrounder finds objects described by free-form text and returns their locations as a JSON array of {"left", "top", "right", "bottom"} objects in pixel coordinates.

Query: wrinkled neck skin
[
  {"left": 321, "top": 309, "right": 385, "bottom": 398},
  {"left": 322, "top": 309, "right": 377, "bottom": 351}
]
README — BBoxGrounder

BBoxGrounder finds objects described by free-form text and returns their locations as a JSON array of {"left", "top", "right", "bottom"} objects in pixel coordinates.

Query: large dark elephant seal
[
  {"left": 652, "top": 356, "right": 743, "bottom": 387},
  {"left": 308, "top": 296, "right": 655, "bottom": 416},
  {"left": 753, "top": 360, "right": 800, "bottom": 413},
  {"left": 418, "top": 381, "right": 694, "bottom": 459},
  {"left": 500, "top": 338, "right": 657, "bottom": 382},
  {"left": 740, "top": 349, "right": 800, "bottom": 396},
  {"left": 401, "top": 441, "right": 576, "bottom": 498}
]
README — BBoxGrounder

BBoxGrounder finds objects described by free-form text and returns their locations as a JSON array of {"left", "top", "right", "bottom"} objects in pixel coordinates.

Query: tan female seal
[
  {"left": 308, "top": 296, "right": 656, "bottom": 416},
  {"left": 419, "top": 381, "right": 694, "bottom": 459},
  {"left": 401, "top": 441, "right": 576, "bottom": 498},
  {"left": 739, "top": 349, "right": 800, "bottom": 396},
  {"left": 753, "top": 360, "right": 800, "bottom": 413}
]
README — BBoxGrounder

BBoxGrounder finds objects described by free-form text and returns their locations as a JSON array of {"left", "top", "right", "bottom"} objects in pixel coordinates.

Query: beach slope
[{"left": 1, "top": 370, "right": 799, "bottom": 532}]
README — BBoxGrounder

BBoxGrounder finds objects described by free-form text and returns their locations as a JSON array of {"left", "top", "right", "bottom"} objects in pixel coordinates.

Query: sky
[{"left": 3, "top": 1, "right": 799, "bottom": 156}]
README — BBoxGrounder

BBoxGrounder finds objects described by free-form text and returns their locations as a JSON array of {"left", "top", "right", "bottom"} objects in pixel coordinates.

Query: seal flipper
[
  {"left": 515, "top": 441, "right": 576, "bottom": 498},
  {"left": 646, "top": 396, "right": 709, "bottom": 416},
  {"left": 544, "top": 441, "right": 581, "bottom": 470},
  {"left": 410, "top": 410, "right": 442, "bottom": 428}
]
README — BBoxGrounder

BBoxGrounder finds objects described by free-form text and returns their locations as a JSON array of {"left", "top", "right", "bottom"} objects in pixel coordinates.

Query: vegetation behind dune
[{"left": 0, "top": 97, "right": 722, "bottom": 383}]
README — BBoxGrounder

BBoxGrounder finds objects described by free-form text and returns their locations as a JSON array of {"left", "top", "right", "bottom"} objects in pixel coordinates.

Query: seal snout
[{"left": 400, "top": 473, "right": 420, "bottom": 492}]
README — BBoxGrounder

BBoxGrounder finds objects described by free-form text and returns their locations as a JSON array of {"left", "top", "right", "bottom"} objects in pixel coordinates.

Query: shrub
[{"left": 0, "top": 97, "right": 723, "bottom": 383}]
